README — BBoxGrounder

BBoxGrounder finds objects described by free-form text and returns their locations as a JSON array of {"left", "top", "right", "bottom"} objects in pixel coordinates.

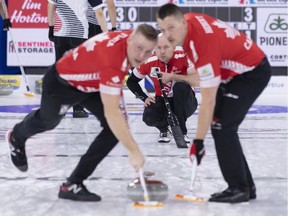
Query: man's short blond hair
[{"left": 133, "top": 24, "right": 158, "bottom": 42}]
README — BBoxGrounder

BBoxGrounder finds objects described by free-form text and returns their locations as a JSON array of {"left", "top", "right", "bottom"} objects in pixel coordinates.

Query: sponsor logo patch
[{"left": 197, "top": 63, "right": 214, "bottom": 79}]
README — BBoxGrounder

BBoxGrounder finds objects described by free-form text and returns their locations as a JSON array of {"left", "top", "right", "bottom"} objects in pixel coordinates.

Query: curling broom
[
  {"left": 133, "top": 168, "right": 164, "bottom": 207},
  {"left": 8, "top": 29, "right": 35, "bottom": 97},
  {"left": 120, "top": 93, "right": 163, "bottom": 207},
  {"left": 155, "top": 68, "right": 187, "bottom": 148},
  {"left": 175, "top": 155, "right": 206, "bottom": 202}
]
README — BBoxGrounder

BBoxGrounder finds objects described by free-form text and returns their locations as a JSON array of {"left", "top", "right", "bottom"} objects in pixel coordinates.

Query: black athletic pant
[
  {"left": 211, "top": 57, "right": 271, "bottom": 190},
  {"left": 12, "top": 65, "right": 118, "bottom": 183},
  {"left": 88, "top": 23, "right": 102, "bottom": 38},
  {"left": 54, "top": 36, "right": 87, "bottom": 112},
  {"left": 53, "top": 36, "right": 86, "bottom": 61},
  {"left": 143, "top": 82, "right": 198, "bottom": 134}
]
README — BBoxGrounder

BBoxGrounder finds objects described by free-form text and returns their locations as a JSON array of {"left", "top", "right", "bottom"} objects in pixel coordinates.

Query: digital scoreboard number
[{"left": 103, "top": 7, "right": 257, "bottom": 41}]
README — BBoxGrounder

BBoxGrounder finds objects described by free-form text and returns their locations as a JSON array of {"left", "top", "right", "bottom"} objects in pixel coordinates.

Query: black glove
[
  {"left": 189, "top": 139, "right": 205, "bottom": 165},
  {"left": 110, "top": 27, "right": 117, "bottom": 31},
  {"left": 48, "top": 26, "right": 54, "bottom": 41},
  {"left": 3, "top": 18, "right": 12, "bottom": 31}
]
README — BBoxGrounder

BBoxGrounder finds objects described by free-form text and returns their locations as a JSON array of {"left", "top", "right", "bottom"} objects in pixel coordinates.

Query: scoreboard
[
  {"left": 6, "top": 0, "right": 288, "bottom": 70},
  {"left": 101, "top": 3, "right": 287, "bottom": 69},
  {"left": 104, "top": 6, "right": 257, "bottom": 41}
]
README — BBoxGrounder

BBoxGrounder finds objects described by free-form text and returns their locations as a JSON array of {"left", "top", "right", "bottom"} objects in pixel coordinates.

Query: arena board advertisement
[
  {"left": 0, "top": 75, "right": 21, "bottom": 90},
  {"left": 229, "top": 0, "right": 288, "bottom": 7},
  {"left": 257, "top": 7, "right": 288, "bottom": 66},
  {"left": 7, "top": 0, "right": 55, "bottom": 66},
  {"left": 6, "top": 0, "right": 288, "bottom": 68}
]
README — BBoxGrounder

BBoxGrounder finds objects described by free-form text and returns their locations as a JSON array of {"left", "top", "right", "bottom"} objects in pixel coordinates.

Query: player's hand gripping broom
[
  {"left": 120, "top": 93, "right": 163, "bottom": 207},
  {"left": 133, "top": 168, "right": 164, "bottom": 207},
  {"left": 175, "top": 141, "right": 206, "bottom": 202}
]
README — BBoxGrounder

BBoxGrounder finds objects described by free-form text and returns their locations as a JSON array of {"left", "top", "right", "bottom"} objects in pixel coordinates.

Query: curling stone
[
  {"left": 0, "top": 84, "right": 13, "bottom": 96},
  {"left": 127, "top": 178, "right": 168, "bottom": 202},
  {"left": 35, "top": 80, "right": 43, "bottom": 94}
]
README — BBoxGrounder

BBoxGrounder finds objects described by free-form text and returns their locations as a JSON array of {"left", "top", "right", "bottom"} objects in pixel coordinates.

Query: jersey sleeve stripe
[
  {"left": 99, "top": 84, "right": 122, "bottom": 95},
  {"left": 200, "top": 76, "right": 221, "bottom": 88},
  {"left": 146, "top": 55, "right": 158, "bottom": 63},
  {"left": 132, "top": 68, "right": 145, "bottom": 79},
  {"left": 48, "top": 0, "right": 56, "bottom": 5},
  {"left": 221, "top": 60, "right": 256, "bottom": 74},
  {"left": 91, "top": 4, "right": 104, "bottom": 11}
]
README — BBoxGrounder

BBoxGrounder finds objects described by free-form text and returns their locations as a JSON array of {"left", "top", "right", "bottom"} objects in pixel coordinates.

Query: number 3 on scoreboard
[{"left": 244, "top": 7, "right": 253, "bottom": 22}]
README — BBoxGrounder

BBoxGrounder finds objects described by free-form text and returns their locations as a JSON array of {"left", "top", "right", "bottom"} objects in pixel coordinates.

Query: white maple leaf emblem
[
  {"left": 83, "top": 33, "right": 110, "bottom": 52},
  {"left": 72, "top": 48, "right": 79, "bottom": 61},
  {"left": 212, "top": 20, "right": 240, "bottom": 39}
]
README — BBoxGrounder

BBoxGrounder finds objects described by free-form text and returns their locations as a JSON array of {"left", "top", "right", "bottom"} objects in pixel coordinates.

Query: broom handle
[
  {"left": 8, "top": 29, "right": 32, "bottom": 92},
  {"left": 139, "top": 168, "right": 150, "bottom": 201},
  {"left": 189, "top": 156, "right": 198, "bottom": 192}
]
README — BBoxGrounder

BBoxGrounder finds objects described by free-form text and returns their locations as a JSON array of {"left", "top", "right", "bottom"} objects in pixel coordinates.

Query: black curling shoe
[
  {"left": 211, "top": 185, "right": 256, "bottom": 200},
  {"left": 209, "top": 187, "right": 250, "bottom": 203}
]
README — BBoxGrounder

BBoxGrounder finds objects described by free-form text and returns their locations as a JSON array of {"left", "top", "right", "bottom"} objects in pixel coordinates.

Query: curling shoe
[
  {"left": 209, "top": 187, "right": 250, "bottom": 203},
  {"left": 158, "top": 130, "right": 171, "bottom": 143},
  {"left": 73, "top": 109, "right": 89, "bottom": 118},
  {"left": 58, "top": 182, "right": 101, "bottom": 202},
  {"left": 211, "top": 185, "right": 256, "bottom": 200},
  {"left": 6, "top": 130, "right": 28, "bottom": 172},
  {"left": 183, "top": 134, "right": 190, "bottom": 143},
  {"left": 249, "top": 185, "right": 257, "bottom": 199}
]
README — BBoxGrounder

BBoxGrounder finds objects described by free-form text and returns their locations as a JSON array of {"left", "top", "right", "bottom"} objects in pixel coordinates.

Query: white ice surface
[{"left": 0, "top": 91, "right": 287, "bottom": 216}]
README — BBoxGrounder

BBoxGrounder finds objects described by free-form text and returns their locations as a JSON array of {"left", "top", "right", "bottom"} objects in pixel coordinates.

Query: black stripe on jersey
[
  {"left": 56, "top": 0, "right": 85, "bottom": 38},
  {"left": 88, "top": 0, "right": 103, "bottom": 8},
  {"left": 87, "top": 4, "right": 98, "bottom": 25}
]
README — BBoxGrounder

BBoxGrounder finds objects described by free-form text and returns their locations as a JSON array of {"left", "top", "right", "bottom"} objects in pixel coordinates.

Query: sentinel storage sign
[
  {"left": 7, "top": 0, "right": 55, "bottom": 66},
  {"left": 257, "top": 8, "right": 288, "bottom": 67}
]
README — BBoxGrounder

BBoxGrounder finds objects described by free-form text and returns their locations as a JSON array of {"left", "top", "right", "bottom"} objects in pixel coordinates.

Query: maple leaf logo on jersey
[
  {"left": 212, "top": 20, "right": 240, "bottom": 39},
  {"left": 72, "top": 48, "right": 79, "bottom": 61},
  {"left": 83, "top": 33, "right": 110, "bottom": 52},
  {"left": 171, "top": 66, "right": 181, "bottom": 74}
]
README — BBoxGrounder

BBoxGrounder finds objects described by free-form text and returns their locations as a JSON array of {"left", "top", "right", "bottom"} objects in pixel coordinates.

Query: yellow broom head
[
  {"left": 24, "top": 92, "right": 35, "bottom": 97},
  {"left": 175, "top": 194, "right": 206, "bottom": 202},
  {"left": 133, "top": 201, "right": 164, "bottom": 208}
]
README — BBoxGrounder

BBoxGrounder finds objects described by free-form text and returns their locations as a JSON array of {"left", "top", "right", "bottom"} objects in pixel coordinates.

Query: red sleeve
[
  {"left": 134, "top": 61, "right": 152, "bottom": 79},
  {"left": 99, "top": 67, "right": 126, "bottom": 95}
]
